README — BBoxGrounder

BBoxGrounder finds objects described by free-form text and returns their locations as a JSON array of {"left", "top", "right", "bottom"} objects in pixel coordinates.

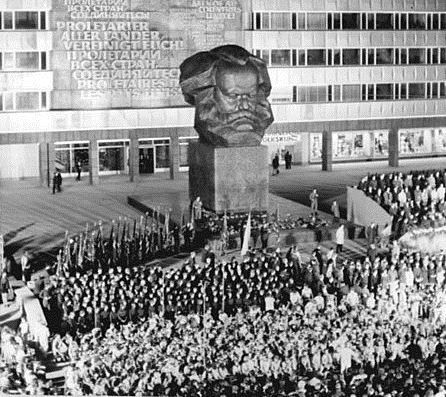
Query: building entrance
[{"left": 139, "top": 147, "right": 154, "bottom": 174}]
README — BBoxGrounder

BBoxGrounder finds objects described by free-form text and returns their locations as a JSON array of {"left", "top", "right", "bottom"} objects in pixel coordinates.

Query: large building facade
[{"left": 1, "top": 0, "right": 446, "bottom": 183}]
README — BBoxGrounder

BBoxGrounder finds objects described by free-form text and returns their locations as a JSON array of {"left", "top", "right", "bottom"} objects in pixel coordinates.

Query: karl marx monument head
[{"left": 179, "top": 45, "right": 274, "bottom": 147}]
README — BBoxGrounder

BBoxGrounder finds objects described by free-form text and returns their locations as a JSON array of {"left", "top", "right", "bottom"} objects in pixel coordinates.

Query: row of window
[
  {"left": 0, "top": 52, "right": 47, "bottom": 71},
  {"left": 253, "top": 11, "right": 446, "bottom": 31},
  {"left": 254, "top": 47, "right": 446, "bottom": 67},
  {"left": 0, "top": 92, "right": 48, "bottom": 111},
  {"left": 290, "top": 82, "right": 446, "bottom": 103}
]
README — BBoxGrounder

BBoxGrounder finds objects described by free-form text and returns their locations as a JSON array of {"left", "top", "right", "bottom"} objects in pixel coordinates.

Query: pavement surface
[{"left": 1, "top": 157, "right": 444, "bottom": 265}]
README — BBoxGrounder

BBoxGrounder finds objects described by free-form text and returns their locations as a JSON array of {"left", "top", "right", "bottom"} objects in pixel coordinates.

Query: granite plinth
[{"left": 189, "top": 142, "right": 269, "bottom": 213}]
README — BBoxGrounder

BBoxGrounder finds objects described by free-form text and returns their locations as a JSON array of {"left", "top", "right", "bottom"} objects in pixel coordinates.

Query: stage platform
[{"left": 128, "top": 190, "right": 365, "bottom": 245}]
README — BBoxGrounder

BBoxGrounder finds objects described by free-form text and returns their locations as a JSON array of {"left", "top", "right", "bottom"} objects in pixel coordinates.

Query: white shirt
[{"left": 265, "top": 296, "right": 275, "bottom": 311}]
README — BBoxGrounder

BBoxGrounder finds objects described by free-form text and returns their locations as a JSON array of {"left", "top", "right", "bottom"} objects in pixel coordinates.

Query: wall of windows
[
  {"left": 254, "top": 47, "right": 446, "bottom": 67},
  {"left": 0, "top": 91, "right": 48, "bottom": 111},
  {"left": 0, "top": 11, "right": 47, "bottom": 30},
  {"left": 253, "top": 11, "right": 446, "bottom": 31},
  {"left": 284, "top": 82, "right": 446, "bottom": 104},
  {"left": 0, "top": 52, "right": 47, "bottom": 71}
]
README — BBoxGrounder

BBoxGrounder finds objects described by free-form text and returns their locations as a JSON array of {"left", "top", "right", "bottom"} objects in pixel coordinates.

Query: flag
[
  {"left": 240, "top": 212, "right": 251, "bottom": 256},
  {"left": 164, "top": 210, "right": 170, "bottom": 235}
]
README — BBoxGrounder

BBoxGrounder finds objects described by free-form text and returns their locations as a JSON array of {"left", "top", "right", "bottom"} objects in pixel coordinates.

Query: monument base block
[{"left": 189, "top": 142, "right": 269, "bottom": 213}]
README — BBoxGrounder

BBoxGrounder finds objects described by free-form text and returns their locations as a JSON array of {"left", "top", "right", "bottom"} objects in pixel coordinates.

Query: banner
[
  {"left": 52, "top": 0, "right": 243, "bottom": 110},
  {"left": 240, "top": 212, "right": 251, "bottom": 256},
  {"left": 347, "top": 186, "right": 391, "bottom": 229}
]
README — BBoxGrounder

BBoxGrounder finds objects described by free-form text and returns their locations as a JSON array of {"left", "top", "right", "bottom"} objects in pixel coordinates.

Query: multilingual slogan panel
[{"left": 51, "top": 0, "right": 243, "bottom": 109}]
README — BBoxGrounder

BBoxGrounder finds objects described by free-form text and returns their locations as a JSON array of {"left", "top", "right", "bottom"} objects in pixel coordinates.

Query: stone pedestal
[{"left": 189, "top": 142, "right": 269, "bottom": 213}]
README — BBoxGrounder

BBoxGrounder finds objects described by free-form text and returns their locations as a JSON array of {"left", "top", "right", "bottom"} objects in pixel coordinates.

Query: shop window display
[
  {"left": 374, "top": 132, "right": 389, "bottom": 156},
  {"left": 399, "top": 130, "right": 428, "bottom": 154},
  {"left": 435, "top": 129, "right": 446, "bottom": 152},
  {"left": 334, "top": 132, "right": 365, "bottom": 158},
  {"left": 310, "top": 133, "right": 322, "bottom": 161}
]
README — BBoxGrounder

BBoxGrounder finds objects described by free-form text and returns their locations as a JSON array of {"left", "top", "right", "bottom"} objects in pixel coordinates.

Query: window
[
  {"left": 376, "top": 48, "right": 394, "bottom": 64},
  {"left": 298, "top": 86, "right": 327, "bottom": 103},
  {"left": 291, "top": 13, "right": 297, "bottom": 30},
  {"left": 270, "top": 13, "right": 291, "bottom": 30},
  {"left": 401, "top": 48, "right": 408, "bottom": 64},
  {"left": 40, "top": 12, "right": 46, "bottom": 30},
  {"left": 433, "top": 82, "right": 439, "bottom": 98},
  {"left": 0, "top": 53, "right": 2, "bottom": 70},
  {"left": 41, "top": 92, "right": 47, "bottom": 108},
  {"left": 408, "top": 48, "right": 425, "bottom": 64},
  {"left": 298, "top": 50, "right": 305, "bottom": 65},
  {"left": 307, "top": 13, "right": 326, "bottom": 30},
  {"left": 270, "top": 50, "right": 290, "bottom": 66},
  {"left": 367, "top": 49, "right": 375, "bottom": 65},
  {"left": 254, "top": 12, "right": 261, "bottom": 29},
  {"left": 362, "top": 85, "right": 374, "bottom": 100},
  {"left": 442, "top": 14, "right": 446, "bottom": 30},
  {"left": 433, "top": 48, "right": 439, "bottom": 64},
  {"left": 15, "top": 52, "right": 39, "bottom": 69},
  {"left": 342, "top": 49, "right": 360, "bottom": 65},
  {"left": 297, "top": 13, "right": 305, "bottom": 29},
  {"left": 333, "top": 13, "right": 341, "bottom": 29},
  {"left": 328, "top": 85, "right": 341, "bottom": 101},
  {"left": 342, "top": 13, "right": 360, "bottom": 29},
  {"left": 408, "top": 83, "right": 425, "bottom": 99},
  {"left": 408, "top": 13, "right": 426, "bottom": 30},
  {"left": 307, "top": 49, "right": 325, "bottom": 65},
  {"left": 440, "top": 83, "right": 446, "bottom": 98},
  {"left": 15, "top": 92, "right": 40, "bottom": 110},
  {"left": 376, "top": 84, "right": 393, "bottom": 100},
  {"left": 401, "top": 13, "right": 407, "bottom": 29},
  {"left": 261, "top": 12, "right": 270, "bottom": 29},
  {"left": 343, "top": 85, "right": 361, "bottom": 102},
  {"left": 0, "top": 94, "right": 2, "bottom": 111},
  {"left": 40, "top": 52, "right": 47, "bottom": 70},
  {"left": 3, "top": 53, "right": 14, "bottom": 69},
  {"left": 401, "top": 84, "right": 407, "bottom": 99},
  {"left": 367, "top": 13, "right": 374, "bottom": 29},
  {"left": 3, "top": 12, "right": 13, "bottom": 29},
  {"left": 441, "top": 49, "right": 446, "bottom": 64},
  {"left": 4, "top": 93, "right": 13, "bottom": 110},
  {"left": 15, "top": 12, "right": 38, "bottom": 29},
  {"left": 376, "top": 13, "right": 393, "bottom": 29}
]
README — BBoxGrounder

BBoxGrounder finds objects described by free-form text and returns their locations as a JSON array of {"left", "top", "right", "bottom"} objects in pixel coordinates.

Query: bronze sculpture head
[{"left": 179, "top": 45, "right": 274, "bottom": 147}]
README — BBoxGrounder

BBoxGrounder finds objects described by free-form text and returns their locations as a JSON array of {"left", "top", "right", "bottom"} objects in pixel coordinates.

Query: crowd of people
[
  {"left": 7, "top": 169, "right": 446, "bottom": 395},
  {"left": 358, "top": 169, "right": 446, "bottom": 238},
  {"left": 42, "top": 245, "right": 446, "bottom": 396},
  {"left": 24, "top": 235, "right": 443, "bottom": 395}
]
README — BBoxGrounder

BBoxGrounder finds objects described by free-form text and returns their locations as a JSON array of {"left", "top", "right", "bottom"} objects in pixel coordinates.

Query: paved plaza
[{"left": 1, "top": 157, "right": 445, "bottom": 265}]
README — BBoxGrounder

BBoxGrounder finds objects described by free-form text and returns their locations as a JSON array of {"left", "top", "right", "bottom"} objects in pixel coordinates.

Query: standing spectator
[
  {"left": 284, "top": 151, "right": 292, "bottom": 169},
  {"left": 335, "top": 224, "right": 344, "bottom": 253},
  {"left": 75, "top": 160, "right": 82, "bottom": 181},
  {"left": 56, "top": 172, "right": 63, "bottom": 193},
  {"left": 310, "top": 189, "right": 319, "bottom": 217},
  {"left": 0, "top": 271, "right": 10, "bottom": 304},
  {"left": 272, "top": 153, "right": 280, "bottom": 175},
  {"left": 21, "top": 251, "right": 31, "bottom": 282},
  {"left": 331, "top": 200, "right": 340, "bottom": 222},
  {"left": 52, "top": 171, "right": 58, "bottom": 194}
]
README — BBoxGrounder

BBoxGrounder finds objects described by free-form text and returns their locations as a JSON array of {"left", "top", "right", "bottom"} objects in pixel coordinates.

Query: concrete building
[{"left": 1, "top": 0, "right": 446, "bottom": 183}]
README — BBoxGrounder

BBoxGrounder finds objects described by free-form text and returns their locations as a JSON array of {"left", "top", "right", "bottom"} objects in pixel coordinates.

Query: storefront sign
[{"left": 53, "top": 0, "right": 242, "bottom": 109}]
